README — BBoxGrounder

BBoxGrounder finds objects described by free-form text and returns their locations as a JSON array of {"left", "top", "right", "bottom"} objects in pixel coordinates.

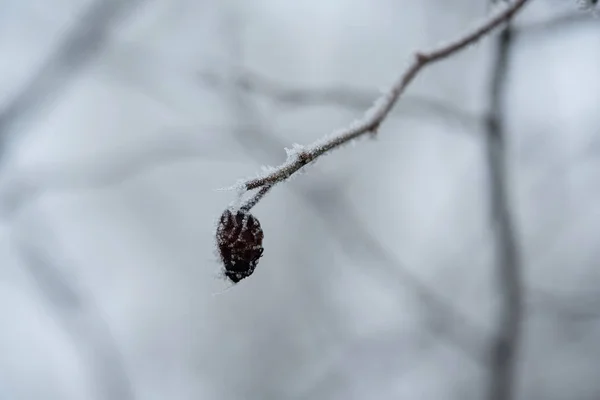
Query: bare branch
[
  {"left": 484, "top": 17, "right": 524, "bottom": 400},
  {"left": 0, "top": 127, "right": 238, "bottom": 218},
  {"left": 198, "top": 70, "right": 481, "bottom": 127},
  {"left": 238, "top": 0, "right": 530, "bottom": 192}
]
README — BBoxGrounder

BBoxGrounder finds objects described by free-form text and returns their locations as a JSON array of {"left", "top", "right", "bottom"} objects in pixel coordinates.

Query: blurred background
[{"left": 0, "top": 0, "right": 599, "bottom": 399}]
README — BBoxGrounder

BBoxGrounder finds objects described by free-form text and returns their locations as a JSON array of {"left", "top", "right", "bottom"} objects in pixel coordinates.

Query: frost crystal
[
  {"left": 284, "top": 143, "right": 305, "bottom": 161},
  {"left": 215, "top": 178, "right": 246, "bottom": 192},
  {"left": 260, "top": 165, "right": 276, "bottom": 174},
  {"left": 363, "top": 89, "right": 392, "bottom": 121}
]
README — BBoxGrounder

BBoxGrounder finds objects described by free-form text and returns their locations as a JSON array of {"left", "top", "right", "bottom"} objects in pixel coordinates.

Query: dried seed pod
[{"left": 215, "top": 208, "right": 264, "bottom": 283}]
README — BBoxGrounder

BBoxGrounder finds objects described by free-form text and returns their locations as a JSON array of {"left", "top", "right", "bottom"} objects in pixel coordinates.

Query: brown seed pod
[{"left": 215, "top": 208, "right": 264, "bottom": 283}]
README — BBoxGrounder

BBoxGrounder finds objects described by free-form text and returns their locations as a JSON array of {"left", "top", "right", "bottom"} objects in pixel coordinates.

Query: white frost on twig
[
  {"left": 284, "top": 143, "right": 306, "bottom": 161},
  {"left": 229, "top": 0, "right": 529, "bottom": 196}
]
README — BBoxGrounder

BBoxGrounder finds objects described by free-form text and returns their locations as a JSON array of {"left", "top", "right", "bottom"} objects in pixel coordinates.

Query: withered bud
[{"left": 215, "top": 208, "right": 264, "bottom": 283}]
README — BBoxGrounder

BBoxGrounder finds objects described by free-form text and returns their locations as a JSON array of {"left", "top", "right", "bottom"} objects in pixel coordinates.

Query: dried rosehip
[{"left": 215, "top": 208, "right": 264, "bottom": 283}]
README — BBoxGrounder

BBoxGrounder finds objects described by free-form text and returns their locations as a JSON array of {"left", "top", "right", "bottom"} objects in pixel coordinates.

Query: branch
[
  {"left": 484, "top": 16, "right": 524, "bottom": 400},
  {"left": 236, "top": 0, "right": 530, "bottom": 192},
  {"left": 0, "top": 127, "right": 238, "bottom": 218},
  {"left": 198, "top": 70, "right": 481, "bottom": 127}
]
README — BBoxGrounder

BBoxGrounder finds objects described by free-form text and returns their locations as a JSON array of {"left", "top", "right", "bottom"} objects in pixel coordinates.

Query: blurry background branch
[
  {"left": 0, "top": 1, "right": 149, "bottom": 399},
  {"left": 198, "top": 70, "right": 481, "bottom": 128},
  {"left": 484, "top": 13, "right": 523, "bottom": 400},
  {"left": 16, "top": 236, "right": 135, "bottom": 400},
  {"left": 0, "top": 127, "right": 235, "bottom": 218},
  {"left": 0, "top": 0, "right": 146, "bottom": 158}
]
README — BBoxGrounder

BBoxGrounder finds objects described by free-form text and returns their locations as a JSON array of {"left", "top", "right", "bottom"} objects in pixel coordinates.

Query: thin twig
[
  {"left": 240, "top": 185, "right": 274, "bottom": 212},
  {"left": 239, "top": 0, "right": 530, "bottom": 192},
  {"left": 484, "top": 18, "right": 524, "bottom": 400}
]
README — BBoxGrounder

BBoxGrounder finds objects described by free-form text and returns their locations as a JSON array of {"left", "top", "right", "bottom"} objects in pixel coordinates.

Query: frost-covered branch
[{"left": 235, "top": 0, "right": 530, "bottom": 192}]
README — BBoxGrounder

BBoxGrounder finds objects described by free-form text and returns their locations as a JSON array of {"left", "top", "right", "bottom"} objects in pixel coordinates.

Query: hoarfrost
[
  {"left": 260, "top": 165, "right": 276, "bottom": 174},
  {"left": 284, "top": 143, "right": 305, "bottom": 162},
  {"left": 215, "top": 178, "right": 246, "bottom": 192}
]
